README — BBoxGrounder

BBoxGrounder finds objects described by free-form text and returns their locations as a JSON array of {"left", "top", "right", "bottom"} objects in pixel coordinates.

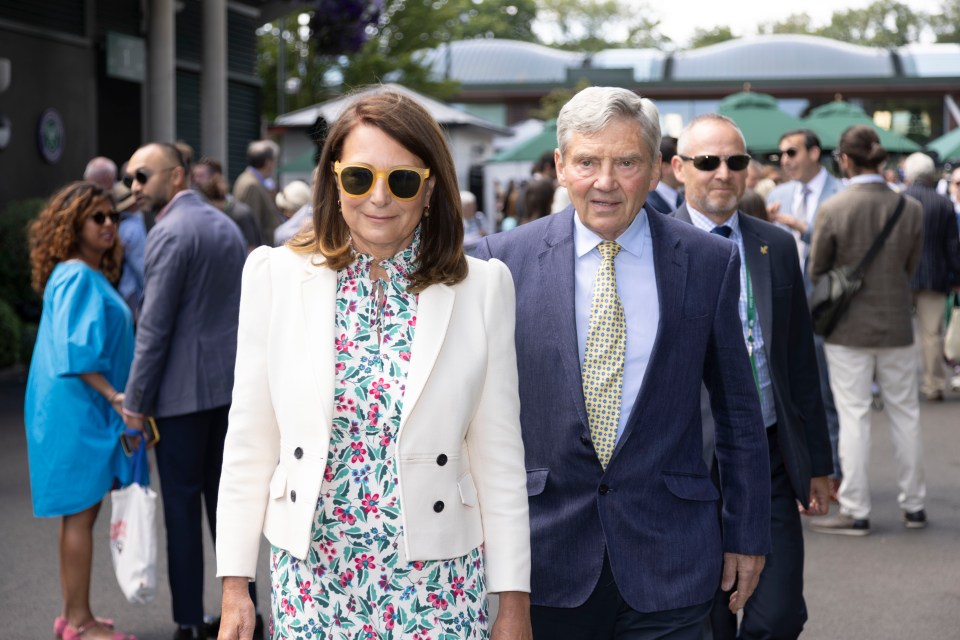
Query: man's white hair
[{"left": 903, "top": 152, "right": 935, "bottom": 183}]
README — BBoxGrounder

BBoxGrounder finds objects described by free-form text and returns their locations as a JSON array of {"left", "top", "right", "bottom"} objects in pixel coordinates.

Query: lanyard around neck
[{"left": 743, "top": 257, "right": 760, "bottom": 396}]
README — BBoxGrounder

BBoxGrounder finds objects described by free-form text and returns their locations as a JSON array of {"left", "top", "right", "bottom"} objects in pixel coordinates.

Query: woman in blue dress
[{"left": 25, "top": 182, "right": 137, "bottom": 640}]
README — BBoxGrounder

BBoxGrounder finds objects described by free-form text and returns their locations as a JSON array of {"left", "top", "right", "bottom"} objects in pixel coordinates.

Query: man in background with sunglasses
[
  {"left": 672, "top": 115, "right": 832, "bottom": 640},
  {"left": 119, "top": 143, "right": 261, "bottom": 640}
]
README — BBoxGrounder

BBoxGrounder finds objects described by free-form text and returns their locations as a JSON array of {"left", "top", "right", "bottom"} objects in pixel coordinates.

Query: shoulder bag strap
[{"left": 851, "top": 195, "right": 906, "bottom": 280}]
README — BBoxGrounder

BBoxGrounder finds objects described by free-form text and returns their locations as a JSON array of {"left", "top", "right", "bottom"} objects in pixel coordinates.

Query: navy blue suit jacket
[{"left": 475, "top": 206, "right": 771, "bottom": 613}]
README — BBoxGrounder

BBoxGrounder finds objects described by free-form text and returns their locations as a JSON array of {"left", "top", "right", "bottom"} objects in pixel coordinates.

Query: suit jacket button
[
  {"left": 436, "top": 454, "right": 448, "bottom": 466},
  {"left": 598, "top": 484, "right": 610, "bottom": 495},
  {"left": 294, "top": 447, "right": 303, "bottom": 459},
  {"left": 290, "top": 490, "right": 297, "bottom": 502},
  {"left": 580, "top": 435, "right": 591, "bottom": 446},
  {"left": 433, "top": 501, "right": 444, "bottom": 513}
]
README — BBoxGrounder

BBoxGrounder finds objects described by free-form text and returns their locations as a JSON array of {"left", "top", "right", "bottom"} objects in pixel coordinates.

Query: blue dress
[{"left": 25, "top": 261, "right": 135, "bottom": 517}]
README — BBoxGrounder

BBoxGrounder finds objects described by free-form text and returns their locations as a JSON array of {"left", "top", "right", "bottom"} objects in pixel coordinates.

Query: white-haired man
[{"left": 233, "top": 139, "right": 281, "bottom": 245}]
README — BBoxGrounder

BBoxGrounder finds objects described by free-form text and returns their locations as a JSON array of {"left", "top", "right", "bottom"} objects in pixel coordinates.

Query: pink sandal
[
  {"left": 61, "top": 619, "right": 136, "bottom": 640},
  {"left": 54, "top": 617, "right": 114, "bottom": 638}
]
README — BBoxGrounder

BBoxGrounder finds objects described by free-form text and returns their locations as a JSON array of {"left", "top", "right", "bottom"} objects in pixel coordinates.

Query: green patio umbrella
[
  {"left": 803, "top": 101, "right": 921, "bottom": 153},
  {"left": 926, "top": 127, "right": 960, "bottom": 163},
  {"left": 279, "top": 147, "right": 319, "bottom": 173},
  {"left": 491, "top": 120, "right": 558, "bottom": 163},
  {"left": 718, "top": 92, "right": 806, "bottom": 155}
]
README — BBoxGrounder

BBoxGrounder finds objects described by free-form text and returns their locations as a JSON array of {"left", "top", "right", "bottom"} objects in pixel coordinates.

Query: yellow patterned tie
[{"left": 583, "top": 241, "right": 626, "bottom": 469}]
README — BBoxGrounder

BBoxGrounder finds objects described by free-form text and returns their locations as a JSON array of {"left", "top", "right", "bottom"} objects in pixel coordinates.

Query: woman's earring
[{"left": 423, "top": 205, "right": 430, "bottom": 218}]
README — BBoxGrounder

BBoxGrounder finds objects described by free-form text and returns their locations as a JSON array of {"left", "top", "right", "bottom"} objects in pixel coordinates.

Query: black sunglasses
[
  {"left": 123, "top": 165, "right": 176, "bottom": 189},
  {"left": 333, "top": 161, "right": 430, "bottom": 201},
  {"left": 678, "top": 154, "right": 751, "bottom": 172},
  {"left": 90, "top": 211, "right": 120, "bottom": 225},
  {"left": 780, "top": 147, "right": 800, "bottom": 158}
]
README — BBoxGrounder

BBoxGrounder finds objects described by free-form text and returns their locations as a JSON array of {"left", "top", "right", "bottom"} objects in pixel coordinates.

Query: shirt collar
[
  {"left": 155, "top": 189, "right": 190, "bottom": 222},
  {"left": 804, "top": 167, "right": 828, "bottom": 192},
  {"left": 655, "top": 182, "right": 679, "bottom": 203},
  {"left": 687, "top": 205, "right": 741, "bottom": 239},
  {"left": 849, "top": 174, "right": 886, "bottom": 185},
  {"left": 573, "top": 208, "right": 648, "bottom": 259}
]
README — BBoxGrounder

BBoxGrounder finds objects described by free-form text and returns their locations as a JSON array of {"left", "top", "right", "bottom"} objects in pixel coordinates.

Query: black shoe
[
  {"left": 903, "top": 509, "right": 928, "bottom": 529},
  {"left": 206, "top": 614, "right": 264, "bottom": 640},
  {"left": 810, "top": 513, "right": 871, "bottom": 536},
  {"left": 174, "top": 626, "right": 206, "bottom": 640}
]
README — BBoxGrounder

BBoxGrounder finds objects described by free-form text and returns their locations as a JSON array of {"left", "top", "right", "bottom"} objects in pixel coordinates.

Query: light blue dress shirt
[
  {"left": 574, "top": 210, "right": 659, "bottom": 443},
  {"left": 687, "top": 208, "right": 777, "bottom": 427}
]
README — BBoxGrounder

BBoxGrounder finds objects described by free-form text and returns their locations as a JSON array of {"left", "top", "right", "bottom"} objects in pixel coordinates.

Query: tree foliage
[
  {"left": 535, "top": 0, "right": 671, "bottom": 52},
  {"left": 689, "top": 26, "right": 736, "bottom": 49},
  {"left": 930, "top": 0, "right": 960, "bottom": 43},
  {"left": 758, "top": 1, "right": 930, "bottom": 47}
]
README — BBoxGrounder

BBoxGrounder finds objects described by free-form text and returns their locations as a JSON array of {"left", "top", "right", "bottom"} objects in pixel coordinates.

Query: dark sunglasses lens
[
  {"left": 135, "top": 170, "right": 151, "bottom": 185},
  {"left": 91, "top": 212, "right": 119, "bottom": 225},
  {"left": 784, "top": 148, "right": 799, "bottom": 158},
  {"left": 387, "top": 170, "right": 422, "bottom": 199},
  {"left": 122, "top": 175, "right": 134, "bottom": 189},
  {"left": 692, "top": 156, "right": 721, "bottom": 171},
  {"left": 340, "top": 166, "right": 374, "bottom": 195},
  {"left": 726, "top": 155, "right": 751, "bottom": 171}
]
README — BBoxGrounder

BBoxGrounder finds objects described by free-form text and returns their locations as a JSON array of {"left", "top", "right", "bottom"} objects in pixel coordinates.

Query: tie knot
[
  {"left": 801, "top": 185, "right": 811, "bottom": 197},
  {"left": 598, "top": 241, "right": 621, "bottom": 261},
  {"left": 711, "top": 226, "right": 732, "bottom": 239}
]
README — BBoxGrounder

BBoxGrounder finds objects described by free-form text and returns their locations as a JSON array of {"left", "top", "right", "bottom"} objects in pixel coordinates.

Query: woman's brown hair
[
  {"left": 29, "top": 181, "right": 122, "bottom": 294},
  {"left": 290, "top": 89, "right": 467, "bottom": 292},
  {"left": 838, "top": 125, "right": 887, "bottom": 170}
]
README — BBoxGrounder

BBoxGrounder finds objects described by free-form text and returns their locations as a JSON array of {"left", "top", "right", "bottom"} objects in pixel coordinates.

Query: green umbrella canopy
[
  {"left": 279, "top": 147, "right": 318, "bottom": 174},
  {"left": 491, "top": 120, "right": 558, "bottom": 163},
  {"left": 718, "top": 92, "right": 806, "bottom": 155},
  {"left": 803, "top": 101, "right": 921, "bottom": 153},
  {"left": 926, "top": 127, "right": 960, "bottom": 163}
]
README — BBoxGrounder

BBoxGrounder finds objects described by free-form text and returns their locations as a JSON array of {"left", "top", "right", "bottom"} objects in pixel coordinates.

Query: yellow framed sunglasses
[{"left": 333, "top": 161, "right": 431, "bottom": 201}]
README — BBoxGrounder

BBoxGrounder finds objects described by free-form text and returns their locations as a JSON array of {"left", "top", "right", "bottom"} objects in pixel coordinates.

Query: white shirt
[
  {"left": 655, "top": 182, "right": 682, "bottom": 209},
  {"left": 574, "top": 210, "right": 659, "bottom": 442}
]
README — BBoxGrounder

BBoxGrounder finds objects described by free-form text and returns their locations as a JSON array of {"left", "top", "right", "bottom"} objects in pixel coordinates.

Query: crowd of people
[{"left": 20, "top": 84, "right": 960, "bottom": 640}]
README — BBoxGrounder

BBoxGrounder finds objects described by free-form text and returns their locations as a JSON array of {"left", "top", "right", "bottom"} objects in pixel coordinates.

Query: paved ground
[{"left": 2, "top": 366, "right": 959, "bottom": 639}]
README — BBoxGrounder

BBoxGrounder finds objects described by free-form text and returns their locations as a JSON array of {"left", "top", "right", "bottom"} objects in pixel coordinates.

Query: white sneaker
[{"left": 951, "top": 375, "right": 960, "bottom": 392}]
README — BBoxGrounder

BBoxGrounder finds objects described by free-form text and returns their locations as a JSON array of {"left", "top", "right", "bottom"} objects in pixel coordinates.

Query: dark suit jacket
[
  {"left": 125, "top": 190, "right": 247, "bottom": 417},
  {"left": 645, "top": 188, "right": 674, "bottom": 214},
  {"left": 475, "top": 206, "right": 771, "bottom": 613},
  {"left": 904, "top": 183, "right": 960, "bottom": 293},
  {"left": 672, "top": 206, "right": 833, "bottom": 506}
]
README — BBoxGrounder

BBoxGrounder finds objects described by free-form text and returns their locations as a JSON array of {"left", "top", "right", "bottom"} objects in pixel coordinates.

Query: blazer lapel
[
  {"left": 539, "top": 210, "right": 589, "bottom": 429},
  {"left": 740, "top": 217, "right": 774, "bottom": 356},
  {"left": 301, "top": 262, "right": 338, "bottom": 430},
  {"left": 399, "top": 282, "right": 455, "bottom": 434}
]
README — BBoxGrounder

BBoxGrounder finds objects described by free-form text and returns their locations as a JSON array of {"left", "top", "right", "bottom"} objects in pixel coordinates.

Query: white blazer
[{"left": 216, "top": 245, "right": 531, "bottom": 594}]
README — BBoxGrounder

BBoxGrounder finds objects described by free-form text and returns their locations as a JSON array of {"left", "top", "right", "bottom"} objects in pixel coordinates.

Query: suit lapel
[
  {"left": 539, "top": 210, "right": 589, "bottom": 429},
  {"left": 399, "top": 283, "right": 455, "bottom": 434},
  {"left": 301, "top": 263, "right": 338, "bottom": 430},
  {"left": 740, "top": 216, "right": 774, "bottom": 356}
]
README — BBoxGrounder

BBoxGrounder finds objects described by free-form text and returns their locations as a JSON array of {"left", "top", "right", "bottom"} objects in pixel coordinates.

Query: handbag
[
  {"left": 808, "top": 195, "right": 906, "bottom": 337},
  {"left": 945, "top": 292, "right": 960, "bottom": 363},
  {"left": 109, "top": 437, "right": 158, "bottom": 604}
]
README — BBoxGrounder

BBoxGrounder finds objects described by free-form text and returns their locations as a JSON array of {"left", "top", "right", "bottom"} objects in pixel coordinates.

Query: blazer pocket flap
[
  {"left": 663, "top": 473, "right": 719, "bottom": 502},
  {"left": 458, "top": 473, "right": 478, "bottom": 507},
  {"left": 269, "top": 465, "right": 287, "bottom": 500},
  {"left": 526, "top": 468, "right": 549, "bottom": 497}
]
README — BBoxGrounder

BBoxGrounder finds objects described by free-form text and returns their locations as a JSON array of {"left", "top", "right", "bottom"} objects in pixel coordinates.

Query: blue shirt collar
[{"left": 573, "top": 208, "right": 649, "bottom": 259}]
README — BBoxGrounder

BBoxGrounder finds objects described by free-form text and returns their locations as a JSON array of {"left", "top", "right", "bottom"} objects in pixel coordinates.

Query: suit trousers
[
  {"left": 813, "top": 334, "right": 841, "bottom": 480},
  {"left": 708, "top": 427, "right": 806, "bottom": 640},
  {"left": 155, "top": 405, "right": 257, "bottom": 625},
  {"left": 914, "top": 291, "right": 948, "bottom": 396},
  {"left": 531, "top": 553, "right": 711, "bottom": 640},
  {"left": 824, "top": 344, "right": 926, "bottom": 519}
]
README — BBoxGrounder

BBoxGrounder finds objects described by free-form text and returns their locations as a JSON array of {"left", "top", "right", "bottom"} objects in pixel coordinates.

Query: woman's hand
[
  {"left": 219, "top": 577, "right": 256, "bottom": 640},
  {"left": 110, "top": 392, "right": 125, "bottom": 417},
  {"left": 491, "top": 591, "right": 532, "bottom": 640}
]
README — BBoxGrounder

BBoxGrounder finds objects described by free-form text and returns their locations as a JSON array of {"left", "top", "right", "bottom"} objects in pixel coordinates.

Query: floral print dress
[{"left": 270, "top": 234, "right": 488, "bottom": 640}]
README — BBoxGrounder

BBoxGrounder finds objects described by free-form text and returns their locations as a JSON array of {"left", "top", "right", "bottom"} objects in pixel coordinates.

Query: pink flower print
[
  {"left": 110, "top": 520, "right": 126, "bottom": 542},
  {"left": 350, "top": 442, "right": 366, "bottom": 463},
  {"left": 347, "top": 300, "right": 357, "bottom": 313},
  {"left": 354, "top": 553, "right": 376, "bottom": 572},
  {"left": 380, "top": 433, "right": 392, "bottom": 446},
  {"left": 412, "top": 561, "right": 425, "bottom": 571},
  {"left": 383, "top": 604, "right": 397, "bottom": 629},
  {"left": 335, "top": 396, "right": 355, "bottom": 413},
  {"left": 412, "top": 630, "right": 431, "bottom": 640},
  {"left": 450, "top": 576, "right": 465, "bottom": 598},
  {"left": 333, "top": 506, "right": 357, "bottom": 525},
  {"left": 399, "top": 351, "right": 412, "bottom": 362},
  {"left": 324, "top": 464, "right": 334, "bottom": 482},
  {"left": 281, "top": 596, "right": 297, "bottom": 615},
  {"left": 339, "top": 568, "right": 354, "bottom": 587},
  {"left": 362, "top": 624, "right": 376, "bottom": 639},
  {"left": 378, "top": 573, "right": 390, "bottom": 589},
  {"left": 298, "top": 581, "right": 313, "bottom": 603},
  {"left": 369, "top": 378, "right": 390, "bottom": 399},
  {"left": 427, "top": 593, "right": 448, "bottom": 610},
  {"left": 335, "top": 361, "right": 346, "bottom": 372},
  {"left": 335, "top": 334, "right": 354, "bottom": 353},
  {"left": 367, "top": 404, "right": 382, "bottom": 425},
  {"left": 361, "top": 493, "right": 380, "bottom": 514},
  {"left": 408, "top": 316, "right": 417, "bottom": 327}
]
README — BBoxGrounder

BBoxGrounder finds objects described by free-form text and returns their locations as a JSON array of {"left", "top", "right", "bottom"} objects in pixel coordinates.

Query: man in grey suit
[
  {"left": 766, "top": 129, "right": 844, "bottom": 495},
  {"left": 671, "top": 115, "right": 833, "bottom": 639},
  {"left": 476, "top": 87, "right": 771, "bottom": 640},
  {"left": 120, "top": 143, "right": 256, "bottom": 640}
]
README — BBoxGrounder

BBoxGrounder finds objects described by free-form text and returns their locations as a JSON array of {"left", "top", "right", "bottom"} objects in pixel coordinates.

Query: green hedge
[
  {"left": 0, "top": 298, "right": 21, "bottom": 368},
  {"left": 0, "top": 198, "right": 45, "bottom": 323}
]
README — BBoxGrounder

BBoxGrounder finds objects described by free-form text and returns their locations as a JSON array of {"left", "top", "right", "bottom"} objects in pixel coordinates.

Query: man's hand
[
  {"left": 121, "top": 410, "right": 145, "bottom": 451},
  {"left": 721, "top": 552, "right": 766, "bottom": 613},
  {"left": 800, "top": 476, "right": 831, "bottom": 516},
  {"left": 765, "top": 201, "right": 780, "bottom": 222},
  {"left": 772, "top": 212, "right": 809, "bottom": 235},
  {"left": 491, "top": 591, "right": 532, "bottom": 640},
  {"left": 219, "top": 576, "right": 256, "bottom": 640}
]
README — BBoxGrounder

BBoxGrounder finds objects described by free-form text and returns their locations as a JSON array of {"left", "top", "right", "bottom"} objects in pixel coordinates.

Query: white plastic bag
[
  {"left": 945, "top": 294, "right": 960, "bottom": 363},
  {"left": 109, "top": 445, "right": 157, "bottom": 604}
]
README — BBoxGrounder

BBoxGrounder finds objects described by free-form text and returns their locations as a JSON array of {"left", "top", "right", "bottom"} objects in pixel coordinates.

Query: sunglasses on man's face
[
  {"left": 122, "top": 165, "right": 176, "bottom": 189},
  {"left": 678, "top": 154, "right": 751, "bottom": 172},
  {"left": 780, "top": 147, "right": 800, "bottom": 158},
  {"left": 333, "top": 161, "right": 430, "bottom": 201},
  {"left": 90, "top": 211, "right": 120, "bottom": 225}
]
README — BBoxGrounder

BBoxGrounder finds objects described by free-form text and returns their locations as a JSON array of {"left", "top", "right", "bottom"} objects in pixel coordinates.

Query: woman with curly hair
[{"left": 25, "top": 181, "right": 137, "bottom": 640}]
